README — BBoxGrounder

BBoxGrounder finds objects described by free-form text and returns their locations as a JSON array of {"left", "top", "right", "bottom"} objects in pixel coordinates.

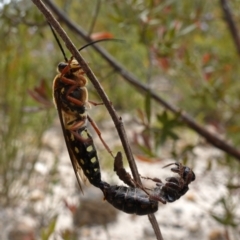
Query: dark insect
[
  {"left": 99, "top": 180, "right": 159, "bottom": 215},
  {"left": 98, "top": 152, "right": 158, "bottom": 215},
  {"left": 140, "top": 162, "right": 195, "bottom": 204},
  {"left": 99, "top": 158, "right": 195, "bottom": 215},
  {"left": 161, "top": 163, "right": 196, "bottom": 202}
]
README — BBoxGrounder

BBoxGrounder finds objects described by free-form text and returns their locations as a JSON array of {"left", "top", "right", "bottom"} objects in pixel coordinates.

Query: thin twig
[
  {"left": 43, "top": 0, "right": 240, "bottom": 162},
  {"left": 220, "top": 0, "right": 240, "bottom": 57},
  {"left": 88, "top": 0, "right": 101, "bottom": 35},
  {"left": 32, "top": 1, "right": 164, "bottom": 240}
]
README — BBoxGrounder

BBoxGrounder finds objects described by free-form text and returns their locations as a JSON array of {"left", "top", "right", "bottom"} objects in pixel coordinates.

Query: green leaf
[{"left": 155, "top": 111, "right": 181, "bottom": 145}]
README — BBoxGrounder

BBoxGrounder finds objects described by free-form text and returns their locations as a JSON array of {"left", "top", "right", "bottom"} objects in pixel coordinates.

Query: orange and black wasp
[{"left": 50, "top": 24, "right": 114, "bottom": 190}]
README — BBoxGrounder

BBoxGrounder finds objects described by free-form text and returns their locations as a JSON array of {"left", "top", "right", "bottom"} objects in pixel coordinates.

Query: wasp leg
[
  {"left": 89, "top": 100, "right": 113, "bottom": 107},
  {"left": 66, "top": 84, "right": 85, "bottom": 105},
  {"left": 66, "top": 118, "right": 92, "bottom": 144},
  {"left": 69, "top": 130, "right": 93, "bottom": 145},
  {"left": 163, "top": 162, "right": 186, "bottom": 178},
  {"left": 170, "top": 163, "right": 184, "bottom": 176},
  {"left": 140, "top": 175, "right": 163, "bottom": 184},
  {"left": 88, "top": 100, "right": 104, "bottom": 106},
  {"left": 148, "top": 194, "right": 167, "bottom": 204},
  {"left": 162, "top": 163, "right": 176, "bottom": 169},
  {"left": 165, "top": 177, "right": 183, "bottom": 191},
  {"left": 133, "top": 181, "right": 167, "bottom": 204},
  {"left": 58, "top": 75, "right": 77, "bottom": 85},
  {"left": 87, "top": 115, "right": 114, "bottom": 158}
]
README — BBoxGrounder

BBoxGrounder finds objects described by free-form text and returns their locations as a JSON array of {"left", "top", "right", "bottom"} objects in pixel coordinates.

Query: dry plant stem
[
  {"left": 44, "top": 0, "right": 240, "bottom": 162},
  {"left": 220, "top": 0, "right": 240, "bottom": 57}
]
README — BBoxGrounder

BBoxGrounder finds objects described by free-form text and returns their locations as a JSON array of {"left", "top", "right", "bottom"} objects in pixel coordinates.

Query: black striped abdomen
[{"left": 66, "top": 128, "right": 102, "bottom": 187}]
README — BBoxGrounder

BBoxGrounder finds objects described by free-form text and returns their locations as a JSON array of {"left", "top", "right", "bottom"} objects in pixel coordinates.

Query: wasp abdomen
[
  {"left": 66, "top": 128, "right": 102, "bottom": 187},
  {"left": 99, "top": 181, "right": 158, "bottom": 215}
]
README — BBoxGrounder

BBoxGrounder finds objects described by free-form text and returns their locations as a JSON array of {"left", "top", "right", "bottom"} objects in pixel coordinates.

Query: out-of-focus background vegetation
[{"left": 0, "top": 0, "right": 240, "bottom": 239}]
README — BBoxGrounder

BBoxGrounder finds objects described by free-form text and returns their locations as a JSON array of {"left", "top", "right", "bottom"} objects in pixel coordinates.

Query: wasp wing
[{"left": 54, "top": 91, "right": 85, "bottom": 193}]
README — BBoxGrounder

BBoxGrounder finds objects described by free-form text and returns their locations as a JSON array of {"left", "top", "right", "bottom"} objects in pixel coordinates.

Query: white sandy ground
[{"left": 1, "top": 122, "right": 240, "bottom": 240}]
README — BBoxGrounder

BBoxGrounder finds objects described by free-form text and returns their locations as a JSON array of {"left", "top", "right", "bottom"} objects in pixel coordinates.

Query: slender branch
[
  {"left": 88, "top": 0, "right": 101, "bottom": 35},
  {"left": 43, "top": 0, "right": 240, "bottom": 162},
  {"left": 220, "top": 0, "right": 240, "bottom": 57}
]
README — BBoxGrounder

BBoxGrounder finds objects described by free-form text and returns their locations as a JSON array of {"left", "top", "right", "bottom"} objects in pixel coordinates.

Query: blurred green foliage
[{"left": 0, "top": 0, "right": 240, "bottom": 237}]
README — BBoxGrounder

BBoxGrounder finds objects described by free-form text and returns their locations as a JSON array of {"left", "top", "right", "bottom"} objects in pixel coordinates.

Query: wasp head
[{"left": 57, "top": 59, "right": 82, "bottom": 74}]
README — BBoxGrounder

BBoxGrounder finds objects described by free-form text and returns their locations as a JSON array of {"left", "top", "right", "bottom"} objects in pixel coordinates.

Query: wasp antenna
[
  {"left": 162, "top": 163, "right": 176, "bottom": 169},
  {"left": 78, "top": 38, "right": 124, "bottom": 52},
  {"left": 48, "top": 22, "right": 68, "bottom": 62}
]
